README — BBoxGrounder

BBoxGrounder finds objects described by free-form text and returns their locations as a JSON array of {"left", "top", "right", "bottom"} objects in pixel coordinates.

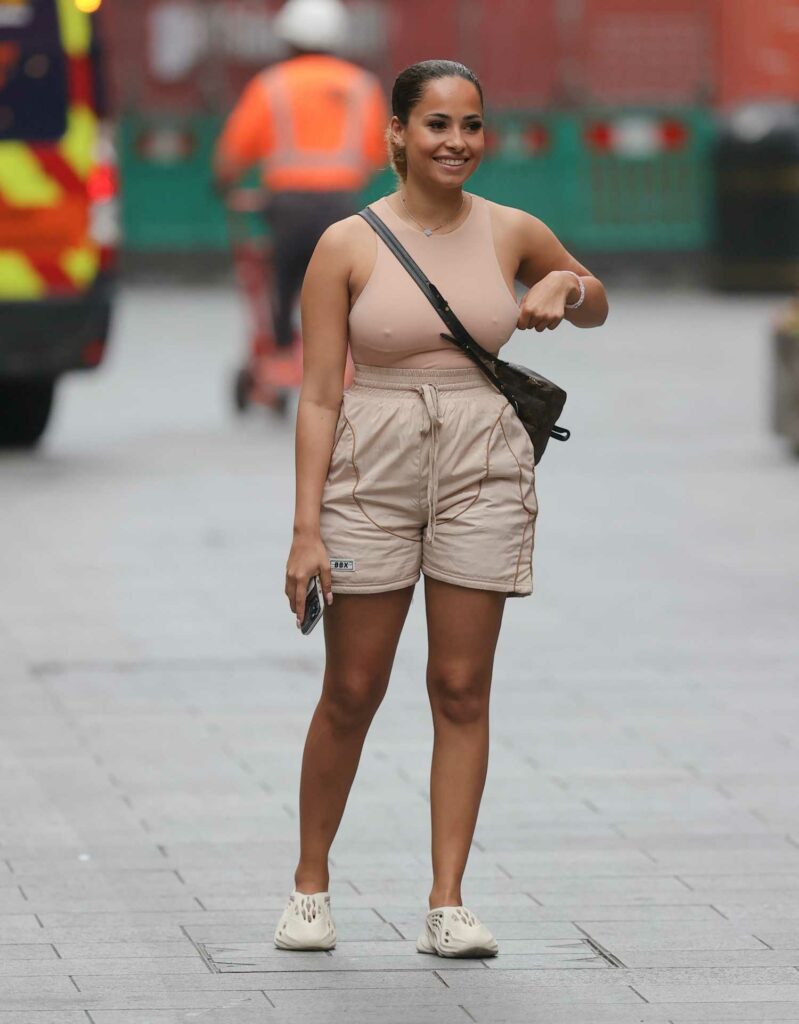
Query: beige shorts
[{"left": 320, "top": 364, "right": 538, "bottom": 597}]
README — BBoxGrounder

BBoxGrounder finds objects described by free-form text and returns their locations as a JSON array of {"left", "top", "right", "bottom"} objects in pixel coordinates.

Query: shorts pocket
[
  {"left": 502, "top": 403, "right": 536, "bottom": 470},
  {"left": 325, "top": 398, "right": 421, "bottom": 541},
  {"left": 496, "top": 405, "right": 537, "bottom": 517}
]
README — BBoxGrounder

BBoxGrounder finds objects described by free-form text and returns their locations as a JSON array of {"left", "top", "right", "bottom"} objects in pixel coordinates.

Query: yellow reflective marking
[
  {"left": 55, "top": 0, "right": 91, "bottom": 57},
  {"left": 0, "top": 143, "right": 61, "bottom": 205},
  {"left": 61, "top": 245, "right": 99, "bottom": 287},
  {"left": 59, "top": 105, "right": 97, "bottom": 180},
  {"left": 0, "top": 251, "right": 45, "bottom": 299}
]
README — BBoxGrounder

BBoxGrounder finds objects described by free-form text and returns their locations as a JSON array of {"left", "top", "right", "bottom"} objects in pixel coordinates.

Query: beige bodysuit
[{"left": 348, "top": 192, "right": 520, "bottom": 369}]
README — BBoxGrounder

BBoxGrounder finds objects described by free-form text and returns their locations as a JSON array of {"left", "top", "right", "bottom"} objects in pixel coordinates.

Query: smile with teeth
[{"left": 435, "top": 157, "right": 467, "bottom": 166}]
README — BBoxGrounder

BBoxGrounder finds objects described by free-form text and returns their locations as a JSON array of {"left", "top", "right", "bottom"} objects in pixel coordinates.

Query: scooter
[{"left": 224, "top": 187, "right": 300, "bottom": 416}]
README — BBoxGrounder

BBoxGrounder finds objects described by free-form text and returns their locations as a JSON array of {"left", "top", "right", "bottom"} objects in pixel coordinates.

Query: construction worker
[{"left": 214, "top": 0, "right": 388, "bottom": 382}]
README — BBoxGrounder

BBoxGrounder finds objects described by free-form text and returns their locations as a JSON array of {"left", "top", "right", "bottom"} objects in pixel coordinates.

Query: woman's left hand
[{"left": 516, "top": 271, "right": 578, "bottom": 332}]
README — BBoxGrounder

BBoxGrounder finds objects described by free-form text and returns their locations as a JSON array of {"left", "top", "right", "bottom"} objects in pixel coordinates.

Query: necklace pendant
[{"left": 423, "top": 228, "right": 433, "bottom": 237}]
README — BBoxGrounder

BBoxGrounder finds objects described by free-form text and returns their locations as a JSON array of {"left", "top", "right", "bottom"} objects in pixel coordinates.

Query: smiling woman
[
  {"left": 385, "top": 59, "right": 485, "bottom": 193},
  {"left": 277, "top": 57, "right": 609, "bottom": 962}
]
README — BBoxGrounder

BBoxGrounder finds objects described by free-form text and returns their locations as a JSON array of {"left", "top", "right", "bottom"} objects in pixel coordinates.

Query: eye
[
  {"left": 466, "top": 122, "right": 483, "bottom": 132},
  {"left": 428, "top": 120, "right": 447, "bottom": 130}
]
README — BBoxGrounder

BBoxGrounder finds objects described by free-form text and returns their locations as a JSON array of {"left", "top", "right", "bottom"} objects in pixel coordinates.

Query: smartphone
[{"left": 300, "top": 575, "right": 324, "bottom": 636}]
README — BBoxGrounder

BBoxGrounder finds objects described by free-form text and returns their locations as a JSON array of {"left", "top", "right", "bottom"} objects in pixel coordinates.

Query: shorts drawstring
[{"left": 418, "top": 383, "right": 444, "bottom": 543}]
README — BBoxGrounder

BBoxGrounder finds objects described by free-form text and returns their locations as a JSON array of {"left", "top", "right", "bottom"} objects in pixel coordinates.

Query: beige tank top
[{"left": 348, "top": 193, "right": 520, "bottom": 369}]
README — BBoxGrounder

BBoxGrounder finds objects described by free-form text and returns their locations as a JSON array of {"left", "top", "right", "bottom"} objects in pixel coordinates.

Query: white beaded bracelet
[{"left": 563, "top": 271, "right": 586, "bottom": 310}]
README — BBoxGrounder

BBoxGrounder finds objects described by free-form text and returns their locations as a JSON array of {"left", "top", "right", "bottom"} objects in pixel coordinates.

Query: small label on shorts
[{"left": 330, "top": 558, "right": 356, "bottom": 572}]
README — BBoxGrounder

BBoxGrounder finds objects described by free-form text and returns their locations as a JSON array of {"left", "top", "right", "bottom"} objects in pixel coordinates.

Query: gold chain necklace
[{"left": 399, "top": 192, "right": 466, "bottom": 237}]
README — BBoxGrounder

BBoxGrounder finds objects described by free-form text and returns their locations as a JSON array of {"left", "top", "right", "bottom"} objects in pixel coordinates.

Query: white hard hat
[{"left": 273, "top": 0, "right": 350, "bottom": 53}]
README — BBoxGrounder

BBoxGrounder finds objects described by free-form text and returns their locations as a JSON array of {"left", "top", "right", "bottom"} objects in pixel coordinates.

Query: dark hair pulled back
[{"left": 386, "top": 60, "right": 484, "bottom": 182}]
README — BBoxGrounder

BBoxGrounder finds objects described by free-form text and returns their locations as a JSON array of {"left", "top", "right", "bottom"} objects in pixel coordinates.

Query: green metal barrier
[
  {"left": 119, "top": 114, "right": 230, "bottom": 251},
  {"left": 562, "top": 107, "right": 716, "bottom": 251},
  {"left": 118, "top": 107, "right": 716, "bottom": 254}
]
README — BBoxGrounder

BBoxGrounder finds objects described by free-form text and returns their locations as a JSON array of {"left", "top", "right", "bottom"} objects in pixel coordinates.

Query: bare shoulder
[
  {"left": 311, "top": 214, "right": 374, "bottom": 270},
  {"left": 484, "top": 198, "right": 553, "bottom": 245}
]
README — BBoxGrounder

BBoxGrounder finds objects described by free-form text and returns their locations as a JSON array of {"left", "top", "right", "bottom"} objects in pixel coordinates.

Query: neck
[{"left": 398, "top": 179, "right": 465, "bottom": 225}]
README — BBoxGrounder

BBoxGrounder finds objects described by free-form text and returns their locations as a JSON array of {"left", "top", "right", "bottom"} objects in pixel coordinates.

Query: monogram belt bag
[{"left": 358, "top": 207, "right": 570, "bottom": 464}]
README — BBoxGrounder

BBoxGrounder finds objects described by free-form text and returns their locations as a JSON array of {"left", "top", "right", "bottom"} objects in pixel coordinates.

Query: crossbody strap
[{"left": 357, "top": 206, "right": 506, "bottom": 392}]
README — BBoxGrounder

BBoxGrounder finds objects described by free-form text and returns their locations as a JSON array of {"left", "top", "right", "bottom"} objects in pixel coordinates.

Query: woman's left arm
[{"left": 513, "top": 211, "right": 609, "bottom": 331}]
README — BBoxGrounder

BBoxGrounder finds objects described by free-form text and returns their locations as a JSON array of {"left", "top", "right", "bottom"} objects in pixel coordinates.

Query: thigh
[
  {"left": 323, "top": 587, "right": 415, "bottom": 689},
  {"left": 424, "top": 576, "right": 506, "bottom": 682}
]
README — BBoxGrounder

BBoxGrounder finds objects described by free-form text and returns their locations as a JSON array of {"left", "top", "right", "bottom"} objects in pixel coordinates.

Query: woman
[{"left": 276, "top": 59, "right": 608, "bottom": 957}]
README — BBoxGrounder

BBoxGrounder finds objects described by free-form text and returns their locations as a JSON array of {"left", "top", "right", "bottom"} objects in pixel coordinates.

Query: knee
[
  {"left": 427, "top": 665, "right": 490, "bottom": 725},
  {"left": 320, "top": 671, "right": 387, "bottom": 732}
]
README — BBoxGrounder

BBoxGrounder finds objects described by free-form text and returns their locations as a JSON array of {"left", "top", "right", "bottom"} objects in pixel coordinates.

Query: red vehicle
[{"left": 0, "top": 0, "right": 118, "bottom": 446}]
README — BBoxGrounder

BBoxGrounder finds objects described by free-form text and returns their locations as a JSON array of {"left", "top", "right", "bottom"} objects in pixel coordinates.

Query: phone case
[{"left": 300, "top": 575, "right": 324, "bottom": 636}]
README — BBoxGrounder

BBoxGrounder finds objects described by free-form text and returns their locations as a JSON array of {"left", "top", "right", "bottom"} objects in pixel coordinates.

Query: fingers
[
  {"left": 285, "top": 571, "right": 308, "bottom": 620},
  {"left": 294, "top": 579, "right": 307, "bottom": 629},
  {"left": 319, "top": 565, "right": 334, "bottom": 607},
  {"left": 517, "top": 310, "right": 563, "bottom": 332}
]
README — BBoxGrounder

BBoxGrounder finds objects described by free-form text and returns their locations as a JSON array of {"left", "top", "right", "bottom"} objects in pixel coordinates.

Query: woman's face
[{"left": 392, "top": 76, "right": 485, "bottom": 188}]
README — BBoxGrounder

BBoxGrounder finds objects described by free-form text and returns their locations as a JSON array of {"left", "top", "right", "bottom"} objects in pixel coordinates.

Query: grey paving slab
[
  {"left": 0, "top": 956, "right": 207, "bottom": 976},
  {"left": 744, "top": 926, "right": 799, "bottom": 948},
  {"left": 0, "top": 919, "right": 48, "bottom": 941},
  {"left": 271, "top": 980, "right": 643, "bottom": 1007},
  {"left": 0, "top": 1016, "right": 89, "bottom": 1023},
  {"left": 660, "top": 1010, "right": 799, "bottom": 1022},
  {"left": 183, "top": 919, "right": 399, "bottom": 943},
  {"left": 231, "top": 954, "right": 485, "bottom": 972},
  {"left": 52, "top": 940, "right": 216, "bottom": 959},
  {"left": 17, "top": 925, "right": 188, "bottom": 943},
  {"left": 73, "top": 971, "right": 449, "bottom": 992},
  {"left": 636, "top": 984, "right": 799, "bottom": 1003},
  {"left": 91, "top": 1012, "right": 474, "bottom": 1024},
  {"left": 679, "top": 875, "right": 799, "bottom": 893},
  {"left": 575, "top": 920, "right": 771, "bottom": 951},
  {"left": 0, "top": 946, "right": 57, "bottom": 961},
  {"left": 525, "top": 875, "right": 698, "bottom": 904},
  {"left": 618, "top": 949, "right": 799, "bottom": 967},
  {"left": 203, "top": 937, "right": 606, "bottom": 970},
  {"left": 89, "top": 1014, "right": 275, "bottom": 1024},
  {"left": 463, "top": 1007, "right": 670, "bottom": 1024}
]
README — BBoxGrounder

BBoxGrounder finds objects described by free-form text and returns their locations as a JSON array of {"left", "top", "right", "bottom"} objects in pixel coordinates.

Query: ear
[{"left": 389, "top": 115, "right": 405, "bottom": 148}]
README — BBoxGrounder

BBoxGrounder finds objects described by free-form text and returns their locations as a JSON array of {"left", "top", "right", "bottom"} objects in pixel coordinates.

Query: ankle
[
  {"left": 294, "top": 870, "right": 330, "bottom": 894},
  {"left": 428, "top": 890, "right": 462, "bottom": 910}
]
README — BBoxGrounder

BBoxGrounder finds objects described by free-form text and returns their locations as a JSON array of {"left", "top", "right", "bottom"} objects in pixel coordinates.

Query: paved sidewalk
[{"left": 1, "top": 284, "right": 798, "bottom": 1022}]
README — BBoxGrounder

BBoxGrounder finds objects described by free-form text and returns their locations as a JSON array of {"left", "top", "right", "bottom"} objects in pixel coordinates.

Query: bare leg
[
  {"left": 423, "top": 577, "right": 506, "bottom": 910},
  {"left": 293, "top": 586, "right": 414, "bottom": 893}
]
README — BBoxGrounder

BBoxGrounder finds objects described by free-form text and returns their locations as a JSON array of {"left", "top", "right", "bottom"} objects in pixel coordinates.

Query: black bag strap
[{"left": 358, "top": 206, "right": 506, "bottom": 392}]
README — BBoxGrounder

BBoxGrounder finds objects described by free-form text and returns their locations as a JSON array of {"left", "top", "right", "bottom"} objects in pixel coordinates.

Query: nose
[{"left": 445, "top": 128, "right": 466, "bottom": 151}]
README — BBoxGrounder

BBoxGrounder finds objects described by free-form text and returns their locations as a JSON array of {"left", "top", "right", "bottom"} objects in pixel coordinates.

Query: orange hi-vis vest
[{"left": 217, "top": 54, "right": 388, "bottom": 192}]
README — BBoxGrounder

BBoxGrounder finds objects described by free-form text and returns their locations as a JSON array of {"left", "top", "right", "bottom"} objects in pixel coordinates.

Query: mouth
[{"left": 434, "top": 156, "right": 469, "bottom": 168}]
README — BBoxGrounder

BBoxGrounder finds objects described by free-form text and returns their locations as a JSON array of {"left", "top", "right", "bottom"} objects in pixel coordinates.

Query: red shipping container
[
  {"left": 566, "top": 0, "right": 713, "bottom": 105},
  {"left": 388, "top": 0, "right": 461, "bottom": 77},
  {"left": 716, "top": 0, "right": 799, "bottom": 106},
  {"left": 472, "top": 0, "right": 559, "bottom": 107}
]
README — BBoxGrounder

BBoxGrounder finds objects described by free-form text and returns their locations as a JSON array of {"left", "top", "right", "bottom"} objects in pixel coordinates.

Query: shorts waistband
[{"left": 353, "top": 363, "right": 494, "bottom": 392}]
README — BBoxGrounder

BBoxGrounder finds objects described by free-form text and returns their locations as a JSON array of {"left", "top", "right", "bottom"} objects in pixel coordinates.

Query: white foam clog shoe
[
  {"left": 274, "top": 889, "right": 336, "bottom": 950},
  {"left": 416, "top": 905, "right": 499, "bottom": 958}
]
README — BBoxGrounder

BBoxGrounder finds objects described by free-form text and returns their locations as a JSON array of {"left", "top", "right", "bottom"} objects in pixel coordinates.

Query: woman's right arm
[{"left": 285, "top": 220, "right": 353, "bottom": 627}]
